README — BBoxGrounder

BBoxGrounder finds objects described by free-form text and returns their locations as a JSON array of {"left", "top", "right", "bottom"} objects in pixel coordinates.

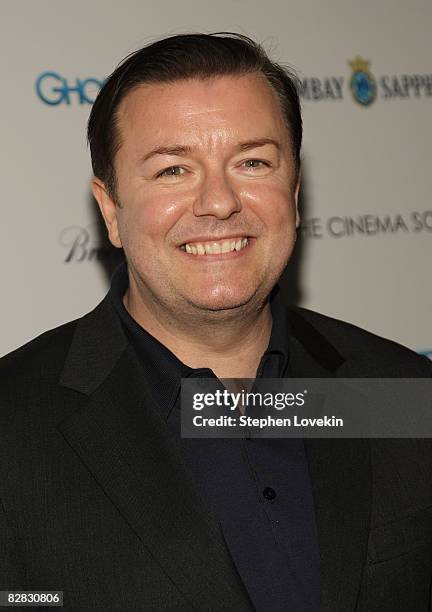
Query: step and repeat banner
[{"left": 1, "top": 0, "right": 431, "bottom": 357}]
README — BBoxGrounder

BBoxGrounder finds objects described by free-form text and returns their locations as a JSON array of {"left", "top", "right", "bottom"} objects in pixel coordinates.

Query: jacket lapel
[
  {"left": 56, "top": 297, "right": 253, "bottom": 611},
  {"left": 288, "top": 309, "right": 372, "bottom": 611}
]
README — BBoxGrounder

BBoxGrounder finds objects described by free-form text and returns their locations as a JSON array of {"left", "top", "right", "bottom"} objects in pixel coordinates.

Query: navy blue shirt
[{"left": 109, "top": 262, "right": 320, "bottom": 611}]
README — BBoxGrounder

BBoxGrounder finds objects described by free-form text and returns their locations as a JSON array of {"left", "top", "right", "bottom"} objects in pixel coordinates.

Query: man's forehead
[
  {"left": 116, "top": 74, "right": 288, "bottom": 147},
  {"left": 119, "top": 75, "right": 280, "bottom": 120}
]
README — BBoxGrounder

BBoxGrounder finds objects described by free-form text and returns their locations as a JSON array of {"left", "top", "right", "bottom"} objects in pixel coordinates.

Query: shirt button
[{"left": 263, "top": 487, "right": 276, "bottom": 501}]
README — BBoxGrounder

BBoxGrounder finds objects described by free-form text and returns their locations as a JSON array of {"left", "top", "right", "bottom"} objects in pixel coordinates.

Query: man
[{"left": 1, "top": 33, "right": 432, "bottom": 612}]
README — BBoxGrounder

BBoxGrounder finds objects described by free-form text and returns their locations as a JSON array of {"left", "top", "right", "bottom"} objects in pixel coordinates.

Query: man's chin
[{"left": 184, "top": 287, "right": 260, "bottom": 314}]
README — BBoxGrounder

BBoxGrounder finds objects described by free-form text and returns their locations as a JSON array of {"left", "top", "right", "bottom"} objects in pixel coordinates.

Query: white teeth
[
  {"left": 182, "top": 237, "right": 249, "bottom": 255},
  {"left": 206, "top": 243, "right": 221, "bottom": 254}
]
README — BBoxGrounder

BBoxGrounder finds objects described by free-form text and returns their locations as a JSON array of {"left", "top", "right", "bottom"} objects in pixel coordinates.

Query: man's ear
[
  {"left": 294, "top": 171, "right": 301, "bottom": 229},
  {"left": 91, "top": 178, "right": 122, "bottom": 248}
]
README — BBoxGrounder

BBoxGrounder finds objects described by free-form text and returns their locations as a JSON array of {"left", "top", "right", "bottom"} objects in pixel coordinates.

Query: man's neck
[{"left": 123, "top": 288, "right": 273, "bottom": 380}]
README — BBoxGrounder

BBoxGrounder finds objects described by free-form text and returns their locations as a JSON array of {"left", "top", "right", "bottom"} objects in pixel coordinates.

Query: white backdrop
[{"left": 1, "top": 0, "right": 431, "bottom": 357}]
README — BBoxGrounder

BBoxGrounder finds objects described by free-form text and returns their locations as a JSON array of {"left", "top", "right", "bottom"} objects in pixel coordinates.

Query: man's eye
[
  {"left": 242, "top": 159, "right": 269, "bottom": 169},
  {"left": 157, "top": 166, "right": 185, "bottom": 178}
]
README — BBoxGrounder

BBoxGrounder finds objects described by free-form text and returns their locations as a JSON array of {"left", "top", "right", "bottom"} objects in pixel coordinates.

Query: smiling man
[{"left": 1, "top": 33, "right": 432, "bottom": 612}]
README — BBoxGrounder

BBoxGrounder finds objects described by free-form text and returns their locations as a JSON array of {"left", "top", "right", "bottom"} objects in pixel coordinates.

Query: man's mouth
[{"left": 179, "top": 236, "right": 250, "bottom": 255}]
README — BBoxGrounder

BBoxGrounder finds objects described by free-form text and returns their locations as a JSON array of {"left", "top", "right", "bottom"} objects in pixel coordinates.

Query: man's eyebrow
[
  {"left": 139, "top": 138, "right": 280, "bottom": 164},
  {"left": 237, "top": 138, "right": 281, "bottom": 152},
  {"left": 140, "top": 145, "right": 193, "bottom": 163}
]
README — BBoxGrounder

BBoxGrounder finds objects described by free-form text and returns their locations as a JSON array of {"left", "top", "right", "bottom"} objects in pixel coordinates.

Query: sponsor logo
[
  {"left": 298, "top": 77, "right": 344, "bottom": 101},
  {"left": 36, "top": 72, "right": 104, "bottom": 105},
  {"left": 299, "top": 57, "right": 432, "bottom": 105},
  {"left": 299, "top": 210, "right": 432, "bottom": 239},
  {"left": 59, "top": 224, "right": 121, "bottom": 263},
  {"left": 37, "top": 60, "right": 432, "bottom": 107},
  {"left": 349, "top": 57, "right": 377, "bottom": 106}
]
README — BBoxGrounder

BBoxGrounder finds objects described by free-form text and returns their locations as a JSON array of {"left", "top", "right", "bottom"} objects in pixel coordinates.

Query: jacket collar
[
  {"left": 59, "top": 292, "right": 345, "bottom": 396},
  {"left": 58, "top": 293, "right": 371, "bottom": 611}
]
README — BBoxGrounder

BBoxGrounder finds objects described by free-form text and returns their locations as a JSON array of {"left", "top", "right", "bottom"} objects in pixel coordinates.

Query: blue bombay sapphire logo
[{"left": 349, "top": 57, "right": 376, "bottom": 106}]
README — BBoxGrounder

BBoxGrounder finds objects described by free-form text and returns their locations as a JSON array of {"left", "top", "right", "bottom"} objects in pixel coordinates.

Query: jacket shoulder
[
  {"left": 0, "top": 318, "right": 79, "bottom": 385},
  {"left": 290, "top": 306, "right": 432, "bottom": 376}
]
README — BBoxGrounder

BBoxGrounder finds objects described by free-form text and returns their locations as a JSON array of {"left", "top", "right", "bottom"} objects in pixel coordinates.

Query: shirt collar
[{"left": 109, "top": 261, "right": 290, "bottom": 419}]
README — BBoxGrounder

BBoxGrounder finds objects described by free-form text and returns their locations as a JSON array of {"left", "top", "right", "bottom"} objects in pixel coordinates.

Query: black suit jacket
[{"left": 1, "top": 295, "right": 432, "bottom": 611}]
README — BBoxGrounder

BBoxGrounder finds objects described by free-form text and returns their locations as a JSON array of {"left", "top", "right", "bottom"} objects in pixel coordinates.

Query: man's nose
[{"left": 193, "top": 170, "right": 241, "bottom": 219}]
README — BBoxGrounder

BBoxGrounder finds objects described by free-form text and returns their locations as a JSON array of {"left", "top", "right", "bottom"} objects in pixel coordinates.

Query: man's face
[{"left": 94, "top": 73, "right": 300, "bottom": 318}]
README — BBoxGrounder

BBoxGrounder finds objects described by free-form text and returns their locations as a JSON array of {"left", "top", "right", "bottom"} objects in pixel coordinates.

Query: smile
[{"left": 179, "top": 237, "right": 249, "bottom": 255}]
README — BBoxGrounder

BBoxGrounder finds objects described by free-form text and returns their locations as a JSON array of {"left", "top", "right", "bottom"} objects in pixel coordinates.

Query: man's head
[
  {"left": 89, "top": 33, "right": 302, "bottom": 321},
  {"left": 88, "top": 33, "right": 302, "bottom": 203}
]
